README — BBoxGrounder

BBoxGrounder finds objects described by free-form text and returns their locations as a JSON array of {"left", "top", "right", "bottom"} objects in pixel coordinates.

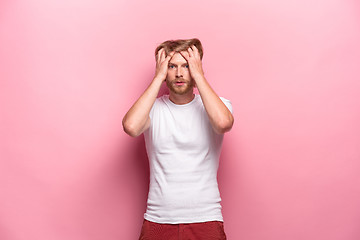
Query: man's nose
[{"left": 176, "top": 67, "right": 183, "bottom": 78}]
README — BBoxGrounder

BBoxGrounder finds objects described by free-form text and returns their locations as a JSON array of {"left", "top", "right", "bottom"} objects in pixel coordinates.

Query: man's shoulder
[
  {"left": 156, "top": 94, "right": 168, "bottom": 101},
  {"left": 219, "top": 96, "right": 231, "bottom": 102},
  {"left": 219, "top": 96, "right": 233, "bottom": 114},
  {"left": 196, "top": 94, "right": 231, "bottom": 107},
  {"left": 154, "top": 95, "right": 168, "bottom": 106},
  {"left": 151, "top": 95, "right": 168, "bottom": 111}
]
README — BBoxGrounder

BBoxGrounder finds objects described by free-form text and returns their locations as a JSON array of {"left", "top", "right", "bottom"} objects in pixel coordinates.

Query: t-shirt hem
[{"left": 144, "top": 213, "right": 224, "bottom": 224}]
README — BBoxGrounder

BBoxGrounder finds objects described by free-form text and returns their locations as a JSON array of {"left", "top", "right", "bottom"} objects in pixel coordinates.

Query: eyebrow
[{"left": 168, "top": 62, "right": 188, "bottom": 66}]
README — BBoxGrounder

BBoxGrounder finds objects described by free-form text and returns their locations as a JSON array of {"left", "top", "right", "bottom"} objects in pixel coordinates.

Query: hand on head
[
  {"left": 178, "top": 45, "right": 204, "bottom": 79},
  {"left": 155, "top": 48, "right": 175, "bottom": 81}
]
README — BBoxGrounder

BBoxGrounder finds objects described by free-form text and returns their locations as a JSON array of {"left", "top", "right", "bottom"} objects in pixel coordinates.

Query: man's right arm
[
  {"left": 122, "top": 77, "right": 163, "bottom": 137},
  {"left": 122, "top": 49, "right": 175, "bottom": 137}
]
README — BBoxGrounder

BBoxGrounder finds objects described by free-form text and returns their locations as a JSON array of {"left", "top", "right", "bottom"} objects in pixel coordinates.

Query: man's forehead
[{"left": 169, "top": 53, "right": 187, "bottom": 64}]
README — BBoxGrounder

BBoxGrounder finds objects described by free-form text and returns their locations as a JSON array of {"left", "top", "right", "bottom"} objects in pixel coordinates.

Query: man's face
[{"left": 166, "top": 52, "right": 195, "bottom": 95}]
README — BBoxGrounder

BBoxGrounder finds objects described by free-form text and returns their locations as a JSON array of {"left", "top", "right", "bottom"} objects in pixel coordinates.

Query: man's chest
[{"left": 150, "top": 108, "right": 214, "bottom": 153}]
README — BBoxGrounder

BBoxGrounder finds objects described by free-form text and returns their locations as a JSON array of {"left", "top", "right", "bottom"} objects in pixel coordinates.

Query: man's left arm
[{"left": 179, "top": 45, "right": 234, "bottom": 134}]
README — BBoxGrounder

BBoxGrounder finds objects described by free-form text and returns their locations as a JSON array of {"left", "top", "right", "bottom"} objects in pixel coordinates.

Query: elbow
[
  {"left": 215, "top": 115, "right": 234, "bottom": 134},
  {"left": 122, "top": 119, "right": 141, "bottom": 137}
]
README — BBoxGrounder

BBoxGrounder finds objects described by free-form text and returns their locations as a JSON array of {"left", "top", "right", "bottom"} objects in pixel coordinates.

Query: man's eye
[
  {"left": 169, "top": 65, "right": 174, "bottom": 68},
  {"left": 185, "top": 65, "right": 189, "bottom": 68}
]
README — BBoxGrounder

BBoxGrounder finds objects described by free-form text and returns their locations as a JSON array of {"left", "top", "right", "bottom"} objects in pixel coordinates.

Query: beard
[{"left": 166, "top": 78, "right": 195, "bottom": 95}]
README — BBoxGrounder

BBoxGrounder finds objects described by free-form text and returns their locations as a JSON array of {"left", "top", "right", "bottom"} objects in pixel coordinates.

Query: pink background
[{"left": 1, "top": 0, "right": 360, "bottom": 239}]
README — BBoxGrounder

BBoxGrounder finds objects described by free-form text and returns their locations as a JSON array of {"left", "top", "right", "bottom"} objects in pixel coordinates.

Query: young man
[{"left": 122, "top": 38, "right": 234, "bottom": 240}]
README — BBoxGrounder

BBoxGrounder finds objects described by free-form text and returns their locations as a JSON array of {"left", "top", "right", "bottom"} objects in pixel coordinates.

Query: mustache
[{"left": 172, "top": 78, "right": 187, "bottom": 82}]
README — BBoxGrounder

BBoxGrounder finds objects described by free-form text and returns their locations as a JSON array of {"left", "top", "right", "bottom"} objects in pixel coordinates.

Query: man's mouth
[{"left": 175, "top": 81, "right": 185, "bottom": 86}]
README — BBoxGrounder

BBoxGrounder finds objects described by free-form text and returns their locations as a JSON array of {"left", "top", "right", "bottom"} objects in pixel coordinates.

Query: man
[{"left": 122, "top": 38, "right": 234, "bottom": 240}]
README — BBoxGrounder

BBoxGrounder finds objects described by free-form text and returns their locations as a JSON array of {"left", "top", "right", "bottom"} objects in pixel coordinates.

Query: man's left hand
[{"left": 179, "top": 45, "right": 205, "bottom": 80}]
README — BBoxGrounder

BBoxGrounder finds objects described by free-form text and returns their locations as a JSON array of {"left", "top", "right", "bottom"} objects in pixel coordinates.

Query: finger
[
  {"left": 179, "top": 50, "right": 189, "bottom": 61},
  {"left": 157, "top": 48, "right": 163, "bottom": 64},
  {"left": 187, "top": 46, "right": 194, "bottom": 58},
  {"left": 165, "top": 51, "right": 175, "bottom": 61},
  {"left": 160, "top": 49, "right": 166, "bottom": 62},
  {"left": 191, "top": 45, "right": 199, "bottom": 57},
  {"left": 162, "top": 51, "right": 174, "bottom": 65}
]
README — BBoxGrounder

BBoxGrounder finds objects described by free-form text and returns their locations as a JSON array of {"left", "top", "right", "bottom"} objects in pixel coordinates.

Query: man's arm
[
  {"left": 179, "top": 45, "right": 234, "bottom": 134},
  {"left": 193, "top": 75, "right": 234, "bottom": 134},
  {"left": 122, "top": 49, "right": 175, "bottom": 137},
  {"left": 122, "top": 77, "right": 162, "bottom": 137}
]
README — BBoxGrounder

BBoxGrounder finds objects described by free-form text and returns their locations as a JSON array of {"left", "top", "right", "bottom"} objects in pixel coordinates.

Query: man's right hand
[
  {"left": 122, "top": 49, "right": 175, "bottom": 137},
  {"left": 154, "top": 48, "right": 175, "bottom": 81}
]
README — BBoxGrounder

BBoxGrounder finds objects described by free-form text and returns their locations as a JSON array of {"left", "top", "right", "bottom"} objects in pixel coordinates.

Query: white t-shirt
[{"left": 143, "top": 94, "right": 233, "bottom": 224}]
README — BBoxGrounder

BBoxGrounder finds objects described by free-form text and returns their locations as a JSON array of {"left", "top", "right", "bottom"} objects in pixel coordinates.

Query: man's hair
[{"left": 155, "top": 38, "right": 204, "bottom": 60}]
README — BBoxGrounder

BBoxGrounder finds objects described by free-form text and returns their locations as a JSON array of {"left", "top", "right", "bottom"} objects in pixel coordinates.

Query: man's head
[
  {"left": 155, "top": 38, "right": 204, "bottom": 95},
  {"left": 154, "top": 38, "right": 204, "bottom": 61}
]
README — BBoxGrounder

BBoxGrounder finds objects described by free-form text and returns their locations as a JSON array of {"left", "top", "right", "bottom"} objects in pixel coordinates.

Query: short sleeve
[
  {"left": 144, "top": 98, "right": 158, "bottom": 135},
  {"left": 149, "top": 98, "right": 158, "bottom": 120},
  {"left": 219, "top": 97, "right": 233, "bottom": 114}
]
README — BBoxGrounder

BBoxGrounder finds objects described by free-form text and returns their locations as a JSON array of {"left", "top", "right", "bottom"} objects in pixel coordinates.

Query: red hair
[{"left": 155, "top": 38, "right": 204, "bottom": 60}]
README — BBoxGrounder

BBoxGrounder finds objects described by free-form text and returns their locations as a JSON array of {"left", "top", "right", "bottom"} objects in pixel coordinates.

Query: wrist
[
  {"left": 193, "top": 74, "right": 205, "bottom": 83},
  {"left": 152, "top": 76, "right": 166, "bottom": 84}
]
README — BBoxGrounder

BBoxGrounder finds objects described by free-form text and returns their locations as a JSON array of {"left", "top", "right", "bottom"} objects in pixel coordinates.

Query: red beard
[{"left": 166, "top": 78, "right": 195, "bottom": 95}]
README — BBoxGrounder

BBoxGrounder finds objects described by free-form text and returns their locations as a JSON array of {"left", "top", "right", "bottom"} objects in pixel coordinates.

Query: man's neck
[{"left": 169, "top": 91, "right": 195, "bottom": 105}]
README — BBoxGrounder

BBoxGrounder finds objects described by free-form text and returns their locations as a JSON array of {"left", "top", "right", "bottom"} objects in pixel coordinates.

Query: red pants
[{"left": 138, "top": 219, "right": 227, "bottom": 240}]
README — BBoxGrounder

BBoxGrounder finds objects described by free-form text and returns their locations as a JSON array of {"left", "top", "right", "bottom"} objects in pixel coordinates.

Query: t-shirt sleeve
[
  {"left": 144, "top": 99, "right": 158, "bottom": 134},
  {"left": 149, "top": 98, "right": 158, "bottom": 120},
  {"left": 219, "top": 97, "right": 233, "bottom": 114}
]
